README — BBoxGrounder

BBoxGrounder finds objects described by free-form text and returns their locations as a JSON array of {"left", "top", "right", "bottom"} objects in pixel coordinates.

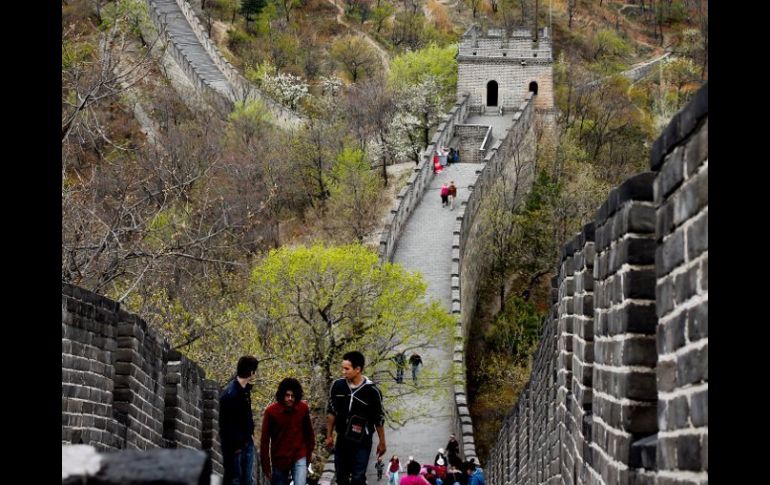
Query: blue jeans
[
  {"left": 224, "top": 440, "right": 255, "bottom": 485},
  {"left": 335, "top": 438, "right": 373, "bottom": 485},
  {"left": 271, "top": 457, "right": 307, "bottom": 485},
  {"left": 411, "top": 364, "right": 420, "bottom": 382}
]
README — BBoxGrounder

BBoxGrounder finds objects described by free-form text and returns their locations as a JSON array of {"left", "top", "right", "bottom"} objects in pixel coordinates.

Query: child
[{"left": 376, "top": 457, "right": 385, "bottom": 481}]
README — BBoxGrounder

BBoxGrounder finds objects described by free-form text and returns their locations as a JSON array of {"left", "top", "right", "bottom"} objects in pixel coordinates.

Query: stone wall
[
  {"left": 457, "top": 26, "right": 554, "bottom": 112},
  {"left": 450, "top": 93, "right": 538, "bottom": 466},
  {"left": 651, "top": 83, "right": 708, "bottom": 480},
  {"left": 458, "top": 61, "right": 554, "bottom": 111},
  {"left": 145, "top": 0, "right": 302, "bottom": 127},
  {"left": 62, "top": 283, "right": 234, "bottom": 478},
  {"left": 484, "top": 83, "right": 708, "bottom": 485},
  {"left": 455, "top": 125, "right": 492, "bottom": 163}
]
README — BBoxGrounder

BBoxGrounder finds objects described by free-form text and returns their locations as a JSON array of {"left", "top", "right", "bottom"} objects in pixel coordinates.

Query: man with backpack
[{"left": 326, "top": 351, "right": 387, "bottom": 485}]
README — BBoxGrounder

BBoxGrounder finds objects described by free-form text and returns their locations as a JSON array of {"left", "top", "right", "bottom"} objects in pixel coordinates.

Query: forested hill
[{"left": 62, "top": 0, "right": 707, "bottom": 467}]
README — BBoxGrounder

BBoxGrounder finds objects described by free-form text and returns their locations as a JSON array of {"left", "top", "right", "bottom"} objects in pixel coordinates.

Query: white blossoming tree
[{"left": 260, "top": 71, "right": 310, "bottom": 110}]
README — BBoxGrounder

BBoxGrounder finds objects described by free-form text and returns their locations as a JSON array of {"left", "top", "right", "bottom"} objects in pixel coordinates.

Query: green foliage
[
  {"left": 245, "top": 60, "right": 277, "bottom": 85},
  {"left": 247, "top": 243, "right": 454, "bottom": 391},
  {"left": 371, "top": 4, "right": 395, "bottom": 34},
  {"left": 227, "top": 98, "right": 273, "bottom": 144},
  {"left": 241, "top": 0, "right": 268, "bottom": 21},
  {"left": 330, "top": 35, "right": 381, "bottom": 83},
  {"left": 146, "top": 206, "right": 191, "bottom": 250},
  {"left": 227, "top": 28, "right": 256, "bottom": 56},
  {"left": 324, "top": 147, "right": 381, "bottom": 242},
  {"left": 477, "top": 169, "right": 562, "bottom": 311},
  {"left": 484, "top": 296, "right": 542, "bottom": 362},
  {"left": 61, "top": 38, "right": 96, "bottom": 71},
  {"left": 99, "top": 0, "right": 152, "bottom": 36},
  {"left": 388, "top": 43, "right": 458, "bottom": 99},
  {"left": 419, "top": 22, "right": 458, "bottom": 47},
  {"left": 271, "top": 32, "right": 302, "bottom": 71},
  {"left": 655, "top": 0, "right": 688, "bottom": 24},
  {"left": 662, "top": 57, "right": 700, "bottom": 108},
  {"left": 587, "top": 29, "right": 632, "bottom": 74}
]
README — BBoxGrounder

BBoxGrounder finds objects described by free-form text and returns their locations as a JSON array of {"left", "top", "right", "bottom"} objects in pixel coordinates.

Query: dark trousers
[
  {"left": 335, "top": 437, "right": 373, "bottom": 485},
  {"left": 223, "top": 440, "right": 255, "bottom": 485}
]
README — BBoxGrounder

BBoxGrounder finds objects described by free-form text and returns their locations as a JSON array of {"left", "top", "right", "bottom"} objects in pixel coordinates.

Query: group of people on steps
[{"left": 219, "top": 351, "right": 483, "bottom": 485}]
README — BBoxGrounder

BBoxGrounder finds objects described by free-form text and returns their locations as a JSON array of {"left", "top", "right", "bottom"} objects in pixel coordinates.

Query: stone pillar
[
  {"left": 652, "top": 84, "right": 708, "bottom": 482},
  {"left": 62, "top": 284, "right": 122, "bottom": 450},
  {"left": 163, "top": 351, "right": 205, "bottom": 450},
  {"left": 591, "top": 172, "right": 658, "bottom": 485},
  {"left": 570, "top": 223, "right": 596, "bottom": 485},
  {"left": 114, "top": 312, "right": 168, "bottom": 449}
]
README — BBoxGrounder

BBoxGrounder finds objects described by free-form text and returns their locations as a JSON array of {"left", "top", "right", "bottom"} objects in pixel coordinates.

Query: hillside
[{"left": 62, "top": 0, "right": 707, "bottom": 467}]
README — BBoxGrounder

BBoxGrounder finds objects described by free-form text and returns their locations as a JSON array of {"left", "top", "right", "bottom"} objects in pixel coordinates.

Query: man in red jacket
[{"left": 260, "top": 378, "right": 316, "bottom": 485}]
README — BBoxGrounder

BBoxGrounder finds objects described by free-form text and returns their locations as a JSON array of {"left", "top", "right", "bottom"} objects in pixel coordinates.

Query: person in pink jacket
[
  {"left": 440, "top": 184, "right": 449, "bottom": 207},
  {"left": 400, "top": 461, "right": 430, "bottom": 485}
]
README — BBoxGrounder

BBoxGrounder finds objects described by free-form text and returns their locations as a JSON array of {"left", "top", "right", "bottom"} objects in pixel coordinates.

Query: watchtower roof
[{"left": 458, "top": 25, "right": 552, "bottom": 62}]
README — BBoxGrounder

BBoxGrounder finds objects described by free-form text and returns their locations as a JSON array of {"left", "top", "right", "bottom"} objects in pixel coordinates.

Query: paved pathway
[
  {"left": 364, "top": 163, "right": 481, "bottom": 481},
  {"left": 151, "top": 0, "right": 236, "bottom": 100}
]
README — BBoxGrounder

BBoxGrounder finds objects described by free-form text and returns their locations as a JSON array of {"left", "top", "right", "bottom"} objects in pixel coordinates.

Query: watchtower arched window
[
  {"left": 487, "top": 80, "right": 499, "bottom": 107},
  {"left": 529, "top": 81, "right": 539, "bottom": 95}
]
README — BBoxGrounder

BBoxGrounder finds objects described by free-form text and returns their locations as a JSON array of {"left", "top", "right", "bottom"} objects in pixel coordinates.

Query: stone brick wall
[
  {"left": 457, "top": 26, "right": 554, "bottom": 111},
  {"left": 455, "top": 125, "right": 492, "bottom": 163},
  {"left": 62, "top": 283, "right": 226, "bottom": 476},
  {"left": 483, "top": 83, "right": 708, "bottom": 485},
  {"left": 588, "top": 172, "right": 659, "bottom": 484},
  {"left": 458, "top": 61, "right": 553, "bottom": 112},
  {"left": 145, "top": 0, "right": 303, "bottom": 127},
  {"left": 448, "top": 93, "right": 538, "bottom": 466},
  {"left": 62, "top": 285, "right": 123, "bottom": 450},
  {"left": 651, "top": 83, "right": 708, "bottom": 481},
  {"left": 163, "top": 350, "right": 205, "bottom": 450}
]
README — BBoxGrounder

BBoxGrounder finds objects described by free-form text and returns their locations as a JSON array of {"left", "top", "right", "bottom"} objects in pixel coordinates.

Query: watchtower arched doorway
[
  {"left": 487, "top": 80, "right": 498, "bottom": 107},
  {"left": 529, "top": 81, "right": 539, "bottom": 95}
]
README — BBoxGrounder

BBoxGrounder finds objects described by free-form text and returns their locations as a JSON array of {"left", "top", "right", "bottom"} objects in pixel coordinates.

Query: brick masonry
[
  {"left": 145, "top": 0, "right": 302, "bottom": 127},
  {"left": 484, "top": 84, "right": 707, "bottom": 485},
  {"left": 457, "top": 26, "right": 554, "bottom": 112},
  {"left": 62, "top": 283, "right": 269, "bottom": 481},
  {"left": 455, "top": 124, "right": 492, "bottom": 163}
]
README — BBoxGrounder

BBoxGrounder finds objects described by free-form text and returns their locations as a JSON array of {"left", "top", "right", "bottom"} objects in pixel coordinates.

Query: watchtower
[{"left": 457, "top": 25, "right": 554, "bottom": 112}]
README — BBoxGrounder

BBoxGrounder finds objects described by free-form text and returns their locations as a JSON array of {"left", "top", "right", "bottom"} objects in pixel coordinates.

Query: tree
[
  {"left": 394, "top": 76, "right": 447, "bottom": 148},
  {"left": 568, "top": 0, "right": 577, "bottom": 28},
  {"left": 62, "top": 112, "right": 253, "bottom": 300},
  {"left": 372, "top": 3, "right": 395, "bottom": 33},
  {"left": 484, "top": 295, "right": 542, "bottom": 362},
  {"left": 388, "top": 43, "right": 457, "bottom": 100},
  {"left": 341, "top": 78, "right": 397, "bottom": 185},
  {"left": 330, "top": 35, "right": 382, "bottom": 83},
  {"left": 390, "top": 0, "right": 424, "bottom": 49},
  {"left": 247, "top": 243, "right": 454, "bottom": 391},
  {"left": 241, "top": 0, "right": 267, "bottom": 23},
  {"left": 466, "top": 0, "right": 482, "bottom": 18},
  {"left": 662, "top": 57, "right": 700, "bottom": 109},
  {"left": 259, "top": 71, "right": 310, "bottom": 109},
  {"left": 278, "top": 0, "right": 300, "bottom": 23},
  {"left": 62, "top": 0, "right": 155, "bottom": 143},
  {"left": 324, "top": 147, "right": 381, "bottom": 242},
  {"left": 286, "top": 116, "right": 345, "bottom": 212}
]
